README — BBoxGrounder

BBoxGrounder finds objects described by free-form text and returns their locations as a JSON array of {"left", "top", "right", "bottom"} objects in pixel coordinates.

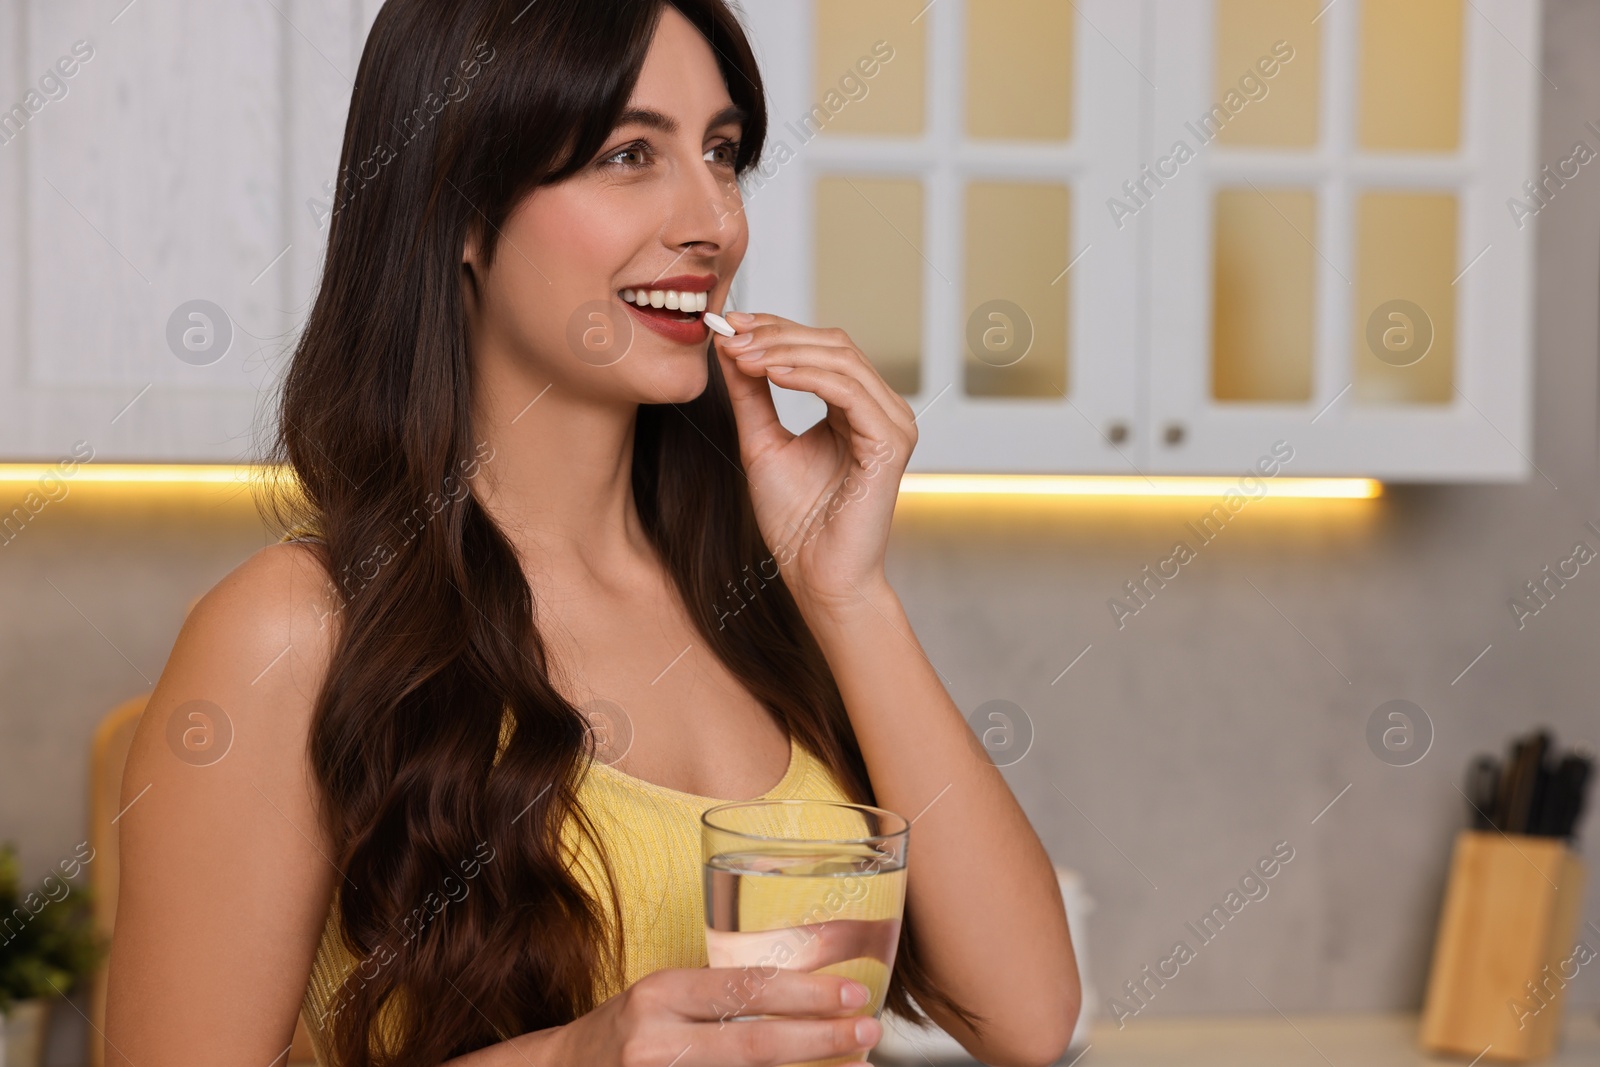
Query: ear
[
  {"left": 462, "top": 220, "right": 484, "bottom": 271},
  {"left": 460, "top": 223, "right": 485, "bottom": 309}
]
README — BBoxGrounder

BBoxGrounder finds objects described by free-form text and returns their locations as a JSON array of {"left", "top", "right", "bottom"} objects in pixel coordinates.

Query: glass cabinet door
[
  {"left": 1145, "top": 0, "right": 1537, "bottom": 479},
  {"left": 738, "top": 0, "right": 1146, "bottom": 473}
]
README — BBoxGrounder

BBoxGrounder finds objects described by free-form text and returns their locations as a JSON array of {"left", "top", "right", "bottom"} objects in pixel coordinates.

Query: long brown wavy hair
[{"left": 261, "top": 1, "right": 984, "bottom": 1064}]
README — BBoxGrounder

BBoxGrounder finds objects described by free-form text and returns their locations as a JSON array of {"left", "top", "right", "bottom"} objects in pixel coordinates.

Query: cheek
[
  {"left": 502, "top": 189, "right": 633, "bottom": 305},
  {"left": 484, "top": 191, "right": 636, "bottom": 357},
  {"left": 527, "top": 188, "right": 642, "bottom": 288},
  {"left": 708, "top": 211, "right": 751, "bottom": 305},
  {"left": 725, "top": 213, "right": 750, "bottom": 260},
  {"left": 710, "top": 178, "right": 749, "bottom": 246}
]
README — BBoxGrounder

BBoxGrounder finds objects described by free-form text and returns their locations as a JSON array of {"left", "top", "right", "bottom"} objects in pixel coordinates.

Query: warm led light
[
  {"left": 0, "top": 464, "right": 1381, "bottom": 500},
  {"left": 0, "top": 463, "right": 265, "bottom": 485},
  {"left": 899, "top": 473, "right": 1382, "bottom": 499}
]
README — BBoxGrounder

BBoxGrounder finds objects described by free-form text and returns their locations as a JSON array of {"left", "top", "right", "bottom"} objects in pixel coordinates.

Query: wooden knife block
[{"left": 1419, "top": 830, "right": 1586, "bottom": 1062}]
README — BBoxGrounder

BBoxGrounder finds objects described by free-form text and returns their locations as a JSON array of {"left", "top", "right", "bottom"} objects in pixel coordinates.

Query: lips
[
  {"left": 617, "top": 293, "right": 711, "bottom": 345},
  {"left": 621, "top": 273, "right": 718, "bottom": 294},
  {"left": 615, "top": 273, "right": 718, "bottom": 345}
]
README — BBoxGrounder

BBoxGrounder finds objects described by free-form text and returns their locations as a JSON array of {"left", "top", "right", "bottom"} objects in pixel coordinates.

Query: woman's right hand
[{"left": 552, "top": 966, "right": 882, "bottom": 1066}]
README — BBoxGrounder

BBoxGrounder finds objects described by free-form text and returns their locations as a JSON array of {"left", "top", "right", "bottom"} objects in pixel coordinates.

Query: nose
[{"left": 661, "top": 149, "right": 744, "bottom": 253}]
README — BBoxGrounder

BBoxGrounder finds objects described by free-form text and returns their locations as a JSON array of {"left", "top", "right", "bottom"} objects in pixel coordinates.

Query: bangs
[{"left": 460, "top": 0, "right": 769, "bottom": 224}]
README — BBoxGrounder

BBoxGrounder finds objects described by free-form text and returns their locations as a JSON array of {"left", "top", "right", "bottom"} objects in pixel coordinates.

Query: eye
[
  {"left": 706, "top": 139, "right": 742, "bottom": 168},
  {"left": 600, "top": 140, "right": 651, "bottom": 170}
]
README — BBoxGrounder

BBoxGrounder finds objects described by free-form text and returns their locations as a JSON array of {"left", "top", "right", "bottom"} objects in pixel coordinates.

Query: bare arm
[
  {"left": 705, "top": 311, "right": 1081, "bottom": 1066},
  {"left": 800, "top": 582, "right": 1081, "bottom": 1067},
  {"left": 105, "top": 543, "right": 346, "bottom": 1065},
  {"left": 102, "top": 540, "right": 880, "bottom": 1067}
]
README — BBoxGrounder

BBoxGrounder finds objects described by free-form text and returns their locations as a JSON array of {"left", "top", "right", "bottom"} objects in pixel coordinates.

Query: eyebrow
[{"left": 613, "top": 103, "right": 748, "bottom": 136}]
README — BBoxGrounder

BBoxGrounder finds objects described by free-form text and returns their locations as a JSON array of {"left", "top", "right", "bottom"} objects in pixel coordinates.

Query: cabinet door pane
[
  {"left": 814, "top": 0, "right": 925, "bottom": 136},
  {"left": 1213, "top": 0, "right": 1321, "bottom": 147},
  {"left": 1353, "top": 192, "right": 1457, "bottom": 404},
  {"left": 964, "top": 182, "right": 1069, "bottom": 398},
  {"left": 1359, "top": 0, "right": 1464, "bottom": 151},
  {"left": 966, "top": 0, "right": 1073, "bottom": 141},
  {"left": 1211, "top": 188, "right": 1316, "bottom": 402},
  {"left": 815, "top": 177, "right": 923, "bottom": 394}
]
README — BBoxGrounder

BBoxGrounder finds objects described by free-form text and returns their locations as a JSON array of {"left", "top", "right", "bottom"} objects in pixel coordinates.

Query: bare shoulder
[
  {"left": 195, "top": 539, "right": 341, "bottom": 673},
  {"left": 105, "top": 540, "right": 347, "bottom": 1063},
  {"left": 130, "top": 537, "right": 340, "bottom": 771},
  {"left": 145, "top": 539, "right": 341, "bottom": 753}
]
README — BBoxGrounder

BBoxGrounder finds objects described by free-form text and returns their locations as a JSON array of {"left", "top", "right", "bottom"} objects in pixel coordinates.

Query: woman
[{"left": 104, "top": 1, "right": 1079, "bottom": 1065}]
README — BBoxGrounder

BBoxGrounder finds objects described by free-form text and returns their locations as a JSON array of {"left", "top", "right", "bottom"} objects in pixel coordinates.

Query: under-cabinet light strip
[
  {"left": 899, "top": 474, "right": 1382, "bottom": 499},
  {"left": 0, "top": 464, "right": 1382, "bottom": 499},
  {"left": 0, "top": 464, "right": 263, "bottom": 485}
]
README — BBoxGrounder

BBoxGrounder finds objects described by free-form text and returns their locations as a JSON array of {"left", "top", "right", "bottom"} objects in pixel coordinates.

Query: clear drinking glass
[{"left": 701, "top": 799, "right": 909, "bottom": 1067}]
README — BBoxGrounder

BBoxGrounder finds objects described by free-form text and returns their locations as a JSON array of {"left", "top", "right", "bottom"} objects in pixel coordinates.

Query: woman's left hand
[{"left": 712, "top": 312, "right": 916, "bottom": 618}]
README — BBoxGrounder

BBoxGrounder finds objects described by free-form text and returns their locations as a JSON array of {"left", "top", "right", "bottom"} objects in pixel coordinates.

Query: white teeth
[{"left": 620, "top": 289, "right": 707, "bottom": 312}]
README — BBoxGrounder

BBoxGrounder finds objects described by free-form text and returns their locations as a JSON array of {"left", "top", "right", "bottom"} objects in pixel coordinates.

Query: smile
[
  {"left": 615, "top": 276, "right": 717, "bottom": 345},
  {"left": 620, "top": 287, "right": 710, "bottom": 313}
]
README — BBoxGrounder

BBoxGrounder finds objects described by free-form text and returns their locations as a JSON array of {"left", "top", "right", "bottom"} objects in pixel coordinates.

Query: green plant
[{"left": 0, "top": 841, "right": 105, "bottom": 1015}]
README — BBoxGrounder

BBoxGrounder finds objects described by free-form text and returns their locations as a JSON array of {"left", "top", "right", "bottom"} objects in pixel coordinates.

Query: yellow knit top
[{"left": 297, "top": 724, "right": 865, "bottom": 1066}]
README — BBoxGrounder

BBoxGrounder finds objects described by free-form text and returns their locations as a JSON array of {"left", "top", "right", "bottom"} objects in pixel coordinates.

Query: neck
[{"left": 468, "top": 359, "right": 651, "bottom": 585}]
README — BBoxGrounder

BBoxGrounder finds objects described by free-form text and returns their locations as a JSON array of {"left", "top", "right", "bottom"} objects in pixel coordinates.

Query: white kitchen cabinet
[
  {"left": 742, "top": 0, "right": 1541, "bottom": 481},
  {"left": 1144, "top": 0, "right": 1539, "bottom": 478},
  {"left": 0, "top": 1, "right": 1540, "bottom": 479},
  {"left": 739, "top": 0, "right": 1146, "bottom": 475},
  {"left": 0, "top": 0, "right": 377, "bottom": 462}
]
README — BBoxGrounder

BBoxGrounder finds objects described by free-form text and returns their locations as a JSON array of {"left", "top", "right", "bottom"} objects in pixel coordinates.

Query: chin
[{"left": 630, "top": 355, "right": 710, "bottom": 405}]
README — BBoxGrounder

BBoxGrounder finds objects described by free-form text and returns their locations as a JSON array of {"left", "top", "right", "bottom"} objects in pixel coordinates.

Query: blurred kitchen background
[{"left": 2, "top": 0, "right": 1598, "bottom": 1064}]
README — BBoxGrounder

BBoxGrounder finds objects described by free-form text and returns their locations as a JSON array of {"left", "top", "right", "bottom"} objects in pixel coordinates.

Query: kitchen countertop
[{"left": 872, "top": 1010, "right": 1600, "bottom": 1066}]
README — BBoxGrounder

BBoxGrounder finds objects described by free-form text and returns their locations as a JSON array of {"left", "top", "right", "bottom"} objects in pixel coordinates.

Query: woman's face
[{"left": 464, "top": 5, "right": 749, "bottom": 407}]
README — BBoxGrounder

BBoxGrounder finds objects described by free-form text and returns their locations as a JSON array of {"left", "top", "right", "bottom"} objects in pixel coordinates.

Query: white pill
[{"left": 702, "top": 311, "right": 737, "bottom": 338}]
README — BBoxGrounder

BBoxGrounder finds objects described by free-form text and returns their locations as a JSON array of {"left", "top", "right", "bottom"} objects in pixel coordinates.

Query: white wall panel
[
  {"left": 28, "top": 1, "right": 283, "bottom": 388},
  {"left": 282, "top": 0, "right": 368, "bottom": 408},
  {"left": 0, "top": 0, "right": 369, "bottom": 462},
  {"left": 0, "top": 2, "right": 23, "bottom": 422}
]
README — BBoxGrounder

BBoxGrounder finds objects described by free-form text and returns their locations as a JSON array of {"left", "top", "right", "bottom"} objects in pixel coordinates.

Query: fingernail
[
  {"left": 854, "top": 1017, "right": 881, "bottom": 1045},
  {"left": 727, "top": 311, "right": 756, "bottom": 325},
  {"left": 842, "top": 981, "right": 870, "bottom": 1007},
  {"left": 722, "top": 331, "right": 753, "bottom": 347},
  {"left": 768, "top": 366, "right": 793, "bottom": 374}
]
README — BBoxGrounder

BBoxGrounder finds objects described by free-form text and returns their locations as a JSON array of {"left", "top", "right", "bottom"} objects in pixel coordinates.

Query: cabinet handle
[
  {"left": 1106, "top": 421, "right": 1130, "bottom": 445},
  {"left": 1163, "top": 422, "right": 1186, "bottom": 446}
]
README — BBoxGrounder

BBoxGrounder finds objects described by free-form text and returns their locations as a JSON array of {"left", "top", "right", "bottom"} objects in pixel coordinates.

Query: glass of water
[{"left": 701, "top": 799, "right": 909, "bottom": 1066}]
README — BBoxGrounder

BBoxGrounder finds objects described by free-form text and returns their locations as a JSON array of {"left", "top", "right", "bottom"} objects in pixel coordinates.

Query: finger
[
  {"left": 682, "top": 968, "right": 870, "bottom": 1021},
  {"left": 720, "top": 317, "right": 837, "bottom": 354},
  {"left": 758, "top": 364, "right": 906, "bottom": 468},
  {"left": 730, "top": 342, "right": 913, "bottom": 436},
  {"left": 723, "top": 314, "right": 878, "bottom": 370},
  {"left": 691, "top": 1015, "right": 881, "bottom": 1067},
  {"left": 725, "top": 325, "right": 915, "bottom": 429},
  {"left": 712, "top": 339, "right": 792, "bottom": 465},
  {"left": 719, "top": 311, "right": 793, "bottom": 337},
  {"left": 719, "top": 312, "right": 912, "bottom": 419}
]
